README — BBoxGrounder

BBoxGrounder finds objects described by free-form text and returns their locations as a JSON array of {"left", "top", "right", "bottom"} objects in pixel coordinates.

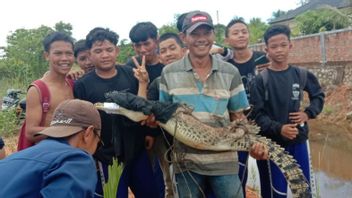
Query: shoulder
[
  {"left": 162, "top": 58, "right": 185, "bottom": 74},
  {"left": 253, "top": 51, "right": 266, "bottom": 58},
  {"left": 117, "top": 64, "right": 134, "bottom": 73},
  {"left": 214, "top": 57, "right": 239, "bottom": 75}
]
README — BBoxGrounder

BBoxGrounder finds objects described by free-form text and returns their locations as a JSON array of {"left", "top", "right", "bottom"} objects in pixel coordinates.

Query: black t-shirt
[
  {"left": 227, "top": 51, "right": 267, "bottom": 98},
  {"left": 74, "top": 65, "right": 145, "bottom": 164},
  {"left": 250, "top": 66, "right": 325, "bottom": 146},
  {"left": 147, "top": 77, "right": 160, "bottom": 101},
  {"left": 126, "top": 56, "right": 164, "bottom": 83}
]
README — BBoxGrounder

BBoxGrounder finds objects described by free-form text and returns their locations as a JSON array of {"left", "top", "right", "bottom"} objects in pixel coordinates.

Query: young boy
[
  {"left": 74, "top": 39, "right": 94, "bottom": 73},
  {"left": 74, "top": 27, "right": 162, "bottom": 198},
  {"left": 25, "top": 32, "right": 75, "bottom": 144},
  {"left": 250, "top": 24, "right": 325, "bottom": 198}
]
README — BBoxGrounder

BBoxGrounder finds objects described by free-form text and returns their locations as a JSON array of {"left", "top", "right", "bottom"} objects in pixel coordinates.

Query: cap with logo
[
  {"left": 37, "top": 99, "right": 101, "bottom": 138},
  {"left": 182, "top": 11, "right": 214, "bottom": 34}
]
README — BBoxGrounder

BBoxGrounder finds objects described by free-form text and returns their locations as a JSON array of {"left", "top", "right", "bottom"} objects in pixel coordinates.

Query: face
[
  {"left": 159, "top": 38, "right": 185, "bottom": 65},
  {"left": 225, "top": 23, "right": 249, "bottom": 50},
  {"left": 76, "top": 50, "right": 94, "bottom": 73},
  {"left": 82, "top": 127, "right": 101, "bottom": 155},
  {"left": 45, "top": 41, "right": 74, "bottom": 75},
  {"left": 133, "top": 38, "right": 158, "bottom": 64},
  {"left": 89, "top": 40, "right": 119, "bottom": 72},
  {"left": 265, "top": 34, "right": 292, "bottom": 64},
  {"left": 183, "top": 25, "right": 214, "bottom": 58}
]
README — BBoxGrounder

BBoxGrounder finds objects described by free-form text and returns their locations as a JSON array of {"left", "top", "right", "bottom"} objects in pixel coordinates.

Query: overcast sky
[{"left": 0, "top": 0, "right": 301, "bottom": 46}]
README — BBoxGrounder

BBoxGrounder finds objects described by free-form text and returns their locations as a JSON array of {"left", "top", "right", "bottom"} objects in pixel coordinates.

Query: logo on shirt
[{"left": 291, "top": 83, "right": 300, "bottom": 100}]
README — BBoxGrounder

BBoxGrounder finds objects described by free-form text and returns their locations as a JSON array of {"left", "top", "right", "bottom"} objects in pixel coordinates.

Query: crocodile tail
[{"left": 254, "top": 135, "right": 311, "bottom": 198}]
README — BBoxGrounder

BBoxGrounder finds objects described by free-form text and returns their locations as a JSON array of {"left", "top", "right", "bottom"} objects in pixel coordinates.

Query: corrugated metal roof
[{"left": 270, "top": 0, "right": 351, "bottom": 24}]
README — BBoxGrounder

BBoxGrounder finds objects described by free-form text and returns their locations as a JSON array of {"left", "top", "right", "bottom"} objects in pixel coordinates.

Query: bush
[{"left": 0, "top": 109, "right": 19, "bottom": 137}]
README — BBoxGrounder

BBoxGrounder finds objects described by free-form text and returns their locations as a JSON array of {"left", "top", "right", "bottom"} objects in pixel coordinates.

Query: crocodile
[{"left": 96, "top": 91, "right": 311, "bottom": 198}]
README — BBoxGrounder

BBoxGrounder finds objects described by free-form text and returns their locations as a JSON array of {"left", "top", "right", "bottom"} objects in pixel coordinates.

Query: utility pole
[{"left": 216, "top": 10, "right": 219, "bottom": 24}]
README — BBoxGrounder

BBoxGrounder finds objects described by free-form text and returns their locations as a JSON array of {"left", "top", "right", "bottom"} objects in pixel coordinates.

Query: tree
[
  {"left": 117, "top": 39, "right": 134, "bottom": 64},
  {"left": 0, "top": 22, "right": 75, "bottom": 86},
  {"left": 54, "top": 21, "right": 73, "bottom": 37},
  {"left": 269, "top": 10, "right": 287, "bottom": 22},
  {"left": 295, "top": 7, "right": 352, "bottom": 34},
  {"left": 248, "top": 18, "right": 268, "bottom": 43},
  {"left": 159, "top": 23, "right": 178, "bottom": 35},
  {"left": 214, "top": 24, "right": 226, "bottom": 45},
  {"left": 2, "top": 26, "right": 53, "bottom": 84}
]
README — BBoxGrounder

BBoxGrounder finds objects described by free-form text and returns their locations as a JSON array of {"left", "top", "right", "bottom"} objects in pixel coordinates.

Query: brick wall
[{"left": 250, "top": 28, "right": 352, "bottom": 86}]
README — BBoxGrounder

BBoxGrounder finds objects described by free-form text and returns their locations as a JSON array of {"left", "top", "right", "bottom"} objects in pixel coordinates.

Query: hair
[
  {"left": 176, "top": 12, "right": 189, "bottom": 32},
  {"left": 42, "top": 31, "right": 74, "bottom": 52},
  {"left": 129, "top": 22, "right": 158, "bottom": 43},
  {"left": 225, "top": 18, "right": 248, "bottom": 37},
  {"left": 74, "top": 39, "right": 89, "bottom": 57},
  {"left": 85, "top": 27, "right": 119, "bottom": 49},
  {"left": 264, "top": 24, "right": 291, "bottom": 45},
  {"left": 158, "top": 32, "right": 184, "bottom": 48}
]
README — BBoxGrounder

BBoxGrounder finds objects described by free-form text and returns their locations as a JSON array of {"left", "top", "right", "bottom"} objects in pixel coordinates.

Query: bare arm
[
  {"left": 132, "top": 55, "right": 149, "bottom": 98},
  {"left": 0, "top": 147, "right": 5, "bottom": 159},
  {"left": 25, "top": 86, "right": 47, "bottom": 143}
]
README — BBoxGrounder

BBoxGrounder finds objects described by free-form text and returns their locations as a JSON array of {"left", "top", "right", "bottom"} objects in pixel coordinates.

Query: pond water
[{"left": 246, "top": 121, "right": 352, "bottom": 198}]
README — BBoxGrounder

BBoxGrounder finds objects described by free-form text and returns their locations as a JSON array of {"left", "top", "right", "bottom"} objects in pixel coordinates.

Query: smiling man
[
  {"left": 24, "top": 32, "right": 75, "bottom": 146},
  {"left": 159, "top": 11, "right": 268, "bottom": 198}
]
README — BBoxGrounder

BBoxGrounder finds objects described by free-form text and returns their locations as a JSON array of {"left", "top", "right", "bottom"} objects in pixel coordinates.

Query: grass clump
[{"left": 103, "top": 158, "right": 124, "bottom": 198}]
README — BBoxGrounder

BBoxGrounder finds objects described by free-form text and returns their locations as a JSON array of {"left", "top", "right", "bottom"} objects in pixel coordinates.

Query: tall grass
[
  {"left": 103, "top": 158, "right": 124, "bottom": 198},
  {"left": 0, "top": 109, "right": 19, "bottom": 137}
]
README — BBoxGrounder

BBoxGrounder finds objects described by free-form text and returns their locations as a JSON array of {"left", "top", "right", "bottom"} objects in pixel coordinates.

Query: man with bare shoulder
[{"left": 25, "top": 32, "right": 75, "bottom": 144}]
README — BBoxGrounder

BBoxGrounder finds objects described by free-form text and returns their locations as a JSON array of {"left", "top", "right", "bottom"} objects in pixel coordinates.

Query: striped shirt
[{"left": 159, "top": 54, "right": 249, "bottom": 175}]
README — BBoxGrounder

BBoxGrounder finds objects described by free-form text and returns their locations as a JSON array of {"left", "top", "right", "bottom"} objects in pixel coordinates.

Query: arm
[
  {"left": 304, "top": 71, "right": 325, "bottom": 119},
  {"left": 0, "top": 137, "right": 5, "bottom": 159},
  {"left": 25, "top": 86, "right": 47, "bottom": 143},
  {"left": 132, "top": 56, "right": 149, "bottom": 98},
  {"left": 41, "top": 153, "right": 97, "bottom": 197}
]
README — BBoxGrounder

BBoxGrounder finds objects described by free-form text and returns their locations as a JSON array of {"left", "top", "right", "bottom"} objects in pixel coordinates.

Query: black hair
[
  {"left": 42, "top": 31, "right": 74, "bottom": 52},
  {"left": 159, "top": 32, "right": 184, "bottom": 48},
  {"left": 74, "top": 39, "right": 89, "bottom": 57},
  {"left": 176, "top": 12, "right": 189, "bottom": 32},
  {"left": 225, "top": 18, "right": 248, "bottom": 37},
  {"left": 86, "top": 27, "right": 119, "bottom": 49},
  {"left": 264, "top": 24, "right": 291, "bottom": 45},
  {"left": 129, "top": 22, "right": 158, "bottom": 43}
]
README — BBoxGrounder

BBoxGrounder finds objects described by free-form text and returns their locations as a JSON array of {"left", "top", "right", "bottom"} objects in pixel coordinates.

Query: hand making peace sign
[{"left": 132, "top": 55, "right": 149, "bottom": 84}]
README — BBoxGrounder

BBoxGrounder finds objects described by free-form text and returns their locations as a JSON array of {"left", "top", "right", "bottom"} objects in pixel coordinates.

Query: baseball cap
[
  {"left": 36, "top": 99, "right": 101, "bottom": 138},
  {"left": 182, "top": 11, "right": 214, "bottom": 34}
]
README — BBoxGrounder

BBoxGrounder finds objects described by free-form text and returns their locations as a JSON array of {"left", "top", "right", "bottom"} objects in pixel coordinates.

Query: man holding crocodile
[{"left": 158, "top": 11, "right": 268, "bottom": 198}]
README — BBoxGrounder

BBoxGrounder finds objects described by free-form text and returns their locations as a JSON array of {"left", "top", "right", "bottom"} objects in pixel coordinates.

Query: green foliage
[
  {"left": 0, "top": 109, "right": 19, "bottom": 137},
  {"left": 214, "top": 24, "right": 226, "bottom": 45},
  {"left": 3, "top": 26, "right": 53, "bottom": 83},
  {"left": 103, "top": 159, "right": 123, "bottom": 198},
  {"left": 54, "top": 21, "right": 73, "bottom": 37},
  {"left": 248, "top": 18, "right": 269, "bottom": 44},
  {"left": 269, "top": 9, "right": 287, "bottom": 22},
  {"left": 159, "top": 23, "right": 178, "bottom": 35},
  {"left": 295, "top": 7, "right": 352, "bottom": 35},
  {"left": 117, "top": 39, "right": 134, "bottom": 64},
  {"left": 0, "top": 21, "right": 75, "bottom": 88}
]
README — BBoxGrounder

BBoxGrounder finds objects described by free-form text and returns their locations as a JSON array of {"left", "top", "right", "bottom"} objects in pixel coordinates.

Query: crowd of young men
[{"left": 0, "top": 10, "right": 324, "bottom": 198}]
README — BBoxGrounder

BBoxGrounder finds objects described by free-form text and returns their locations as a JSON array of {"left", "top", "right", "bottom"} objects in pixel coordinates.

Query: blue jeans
[{"left": 175, "top": 171, "right": 243, "bottom": 198}]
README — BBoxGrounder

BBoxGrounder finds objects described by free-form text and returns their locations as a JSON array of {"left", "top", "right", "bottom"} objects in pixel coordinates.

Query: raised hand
[{"left": 132, "top": 55, "right": 149, "bottom": 84}]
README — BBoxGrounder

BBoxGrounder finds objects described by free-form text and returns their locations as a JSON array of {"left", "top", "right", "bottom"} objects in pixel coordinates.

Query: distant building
[{"left": 269, "top": 0, "right": 352, "bottom": 28}]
